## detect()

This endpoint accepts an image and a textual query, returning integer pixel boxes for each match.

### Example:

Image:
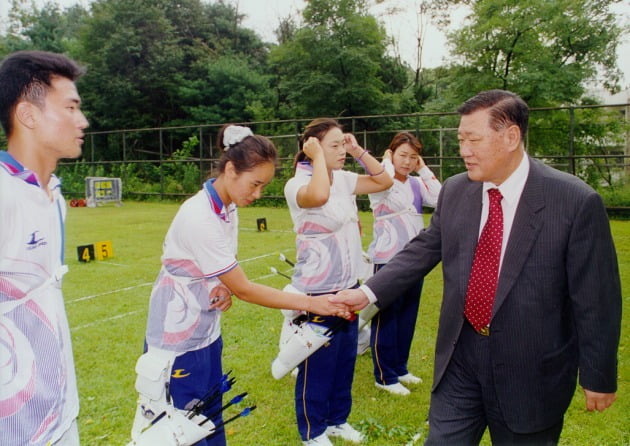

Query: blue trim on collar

[0,151,22,170]
[296,161,313,176]
[0,150,42,186]
[204,178,229,221]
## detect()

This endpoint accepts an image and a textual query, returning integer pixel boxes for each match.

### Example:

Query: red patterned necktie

[464,188,503,335]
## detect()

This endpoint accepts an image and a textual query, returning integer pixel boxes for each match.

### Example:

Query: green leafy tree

[177,55,274,125]
[17,3,67,52]
[153,0,270,67]
[527,100,629,188]
[434,0,624,107]
[269,0,408,118]
[0,1,87,54]
[72,0,272,135]
[74,0,184,131]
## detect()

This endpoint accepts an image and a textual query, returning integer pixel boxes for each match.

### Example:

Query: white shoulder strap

[1,265,68,314]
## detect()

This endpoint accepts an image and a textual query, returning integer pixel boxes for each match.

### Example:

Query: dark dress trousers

[365,157,621,434]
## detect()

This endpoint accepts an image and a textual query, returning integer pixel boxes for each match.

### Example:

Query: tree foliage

[71,0,271,131]
[178,55,273,125]
[0,0,626,199]
[0,0,625,136]
[74,0,184,130]
[0,1,87,54]
[432,0,624,107]
[269,0,409,119]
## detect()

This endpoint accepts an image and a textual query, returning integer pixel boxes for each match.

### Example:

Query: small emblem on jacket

[26,231,47,250]
[171,369,191,378]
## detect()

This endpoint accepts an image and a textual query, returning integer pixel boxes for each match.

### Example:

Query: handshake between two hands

[206,282,370,320]
[309,288,370,320]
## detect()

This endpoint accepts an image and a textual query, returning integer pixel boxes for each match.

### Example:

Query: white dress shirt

[362,154,530,304]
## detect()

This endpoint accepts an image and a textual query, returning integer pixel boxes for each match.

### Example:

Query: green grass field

[63,202,629,445]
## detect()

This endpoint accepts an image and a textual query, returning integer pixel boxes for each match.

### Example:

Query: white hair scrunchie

[223,125,254,151]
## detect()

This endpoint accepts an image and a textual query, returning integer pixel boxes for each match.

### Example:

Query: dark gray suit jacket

[365,157,621,433]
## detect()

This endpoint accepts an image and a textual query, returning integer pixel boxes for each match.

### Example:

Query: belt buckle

[478,326,490,336]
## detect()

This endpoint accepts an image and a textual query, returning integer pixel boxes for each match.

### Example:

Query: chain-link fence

[57,103,630,210]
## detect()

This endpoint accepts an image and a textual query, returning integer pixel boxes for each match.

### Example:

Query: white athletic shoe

[398,373,423,385]
[357,326,371,355]
[326,423,364,443]
[375,381,411,396]
[303,433,333,445]
[357,341,370,355]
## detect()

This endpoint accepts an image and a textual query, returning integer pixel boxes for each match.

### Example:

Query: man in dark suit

[332,90,621,444]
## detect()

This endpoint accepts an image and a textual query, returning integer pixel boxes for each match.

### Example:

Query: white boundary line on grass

[67,282,153,304]
[67,251,290,304]
[240,227,294,234]
[92,261,129,267]
[68,250,293,329]
[70,271,285,331]
[71,309,144,331]
[238,252,277,263]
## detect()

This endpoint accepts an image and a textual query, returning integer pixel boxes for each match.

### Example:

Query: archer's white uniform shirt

[284,163,362,294]
[0,151,79,446]
[368,159,441,264]
[145,179,238,353]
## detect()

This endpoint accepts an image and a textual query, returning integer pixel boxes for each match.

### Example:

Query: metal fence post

[122,132,127,185]
[199,126,203,186]
[415,114,420,138]
[209,132,214,178]
[90,133,95,176]
[439,128,444,182]
[294,120,300,151]
[68,104,629,204]
[159,129,164,200]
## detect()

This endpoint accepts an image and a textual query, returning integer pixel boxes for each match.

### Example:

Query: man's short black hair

[458,89,529,142]
[0,50,85,137]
